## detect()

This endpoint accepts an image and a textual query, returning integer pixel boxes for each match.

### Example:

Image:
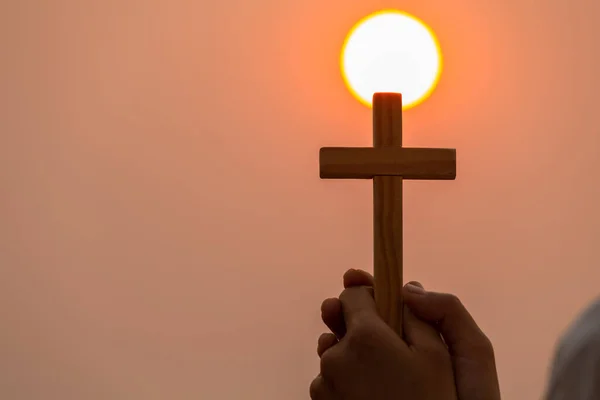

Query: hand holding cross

[319,93,456,336]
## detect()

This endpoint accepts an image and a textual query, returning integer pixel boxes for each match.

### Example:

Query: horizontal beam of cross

[319,147,456,180]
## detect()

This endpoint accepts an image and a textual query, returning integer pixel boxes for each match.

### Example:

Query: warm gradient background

[2,0,600,399]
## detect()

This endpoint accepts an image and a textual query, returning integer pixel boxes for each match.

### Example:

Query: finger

[321,298,346,338]
[321,288,374,339]
[317,333,338,358]
[319,342,344,382]
[343,269,374,288]
[402,283,445,350]
[403,304,446,349]
[338,286,378,330]
[403,283,494,359]
[309,375,336,399]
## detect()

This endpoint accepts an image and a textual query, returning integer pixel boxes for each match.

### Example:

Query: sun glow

[341,10,443,109]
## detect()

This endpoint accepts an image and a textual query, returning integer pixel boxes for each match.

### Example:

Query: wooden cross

[319,92,456,336]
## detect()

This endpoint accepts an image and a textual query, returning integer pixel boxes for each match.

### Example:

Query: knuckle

[317,333,335,356]
[476,332,496,358]
[309,377,321,399]
[319,299,327,310]
[346,317,379,354]
[320,297,338,311]
[318,332,332,344]
[319,348,339,378]
[445,293,463,309]
[439,293,466,318]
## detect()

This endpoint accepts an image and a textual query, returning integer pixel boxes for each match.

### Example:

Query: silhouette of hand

[310,270,458,400]
[314,269,501,400]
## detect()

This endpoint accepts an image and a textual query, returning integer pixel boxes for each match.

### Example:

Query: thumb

[402,283,494,359]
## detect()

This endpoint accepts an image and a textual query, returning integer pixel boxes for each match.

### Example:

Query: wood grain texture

[372,93,404,336]
[317,91,457,337]
[319,147,456,180]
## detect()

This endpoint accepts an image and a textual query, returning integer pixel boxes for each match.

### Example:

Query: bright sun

[341,10,443,109]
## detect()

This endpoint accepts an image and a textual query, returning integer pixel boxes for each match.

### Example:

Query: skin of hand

[316,269,501,400]
[309,275,458,400]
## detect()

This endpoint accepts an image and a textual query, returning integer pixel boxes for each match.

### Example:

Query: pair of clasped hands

[310,269,501,400]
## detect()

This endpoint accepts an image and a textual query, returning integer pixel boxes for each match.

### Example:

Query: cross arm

[319,147,456,180]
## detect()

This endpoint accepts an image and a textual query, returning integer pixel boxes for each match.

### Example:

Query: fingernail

[405,283,426,295]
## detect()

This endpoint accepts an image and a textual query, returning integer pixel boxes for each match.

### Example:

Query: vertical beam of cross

[372,93,404,335]
[319,92,456,337]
